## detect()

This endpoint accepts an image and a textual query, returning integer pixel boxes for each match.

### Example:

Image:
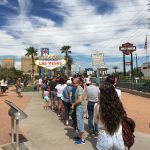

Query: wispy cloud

[0,0,8,5]
[18,0,31,16]
[0,0,149,70]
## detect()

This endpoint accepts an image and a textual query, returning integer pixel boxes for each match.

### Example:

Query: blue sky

[0,0,149,72]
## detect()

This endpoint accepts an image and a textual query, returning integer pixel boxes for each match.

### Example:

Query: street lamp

[135,54,138,76]
[79,65,81,74]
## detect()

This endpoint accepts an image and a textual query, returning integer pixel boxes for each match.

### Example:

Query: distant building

[85,68,94,76]
[21,56,38,74]
[2,58,15,68]
[141,62,150,77]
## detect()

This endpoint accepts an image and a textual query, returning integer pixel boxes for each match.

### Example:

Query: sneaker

[75,139,85,145]
[73,136,80,140]
[89,130,93,135]
[65,120,69,126]
[93,131,98,137]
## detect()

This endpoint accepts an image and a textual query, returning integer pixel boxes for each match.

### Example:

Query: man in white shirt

[86,78,100,136]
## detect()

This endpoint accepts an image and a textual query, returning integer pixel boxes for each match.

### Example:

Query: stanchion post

[11,118,15,143]
[16,119,19,150]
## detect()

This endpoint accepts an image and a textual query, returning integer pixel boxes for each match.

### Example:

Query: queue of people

[38,75,134,149]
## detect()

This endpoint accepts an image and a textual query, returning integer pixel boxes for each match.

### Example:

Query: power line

[0,9,147,18]
[1,16,147,28]
[101,12,147,48]
[0,34,149,47]
[1,21,147,33]
[0,26,146,38]
[45,1,148,9]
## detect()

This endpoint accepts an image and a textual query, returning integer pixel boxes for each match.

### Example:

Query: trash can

[5,100,28,150]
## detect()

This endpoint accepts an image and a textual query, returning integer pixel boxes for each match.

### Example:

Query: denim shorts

[76,106,85,133]
[50,91,57,100]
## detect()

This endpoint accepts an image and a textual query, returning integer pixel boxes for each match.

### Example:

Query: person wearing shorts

[44,89,50,110]
[72,78,85,145]
[48,77,57,111]
[94,83,125,150]
[55,78,66,116]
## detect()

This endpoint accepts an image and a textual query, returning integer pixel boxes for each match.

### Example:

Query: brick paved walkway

[121,92,150,134]
[0,87,31,145]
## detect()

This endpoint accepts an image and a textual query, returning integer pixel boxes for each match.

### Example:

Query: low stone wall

[120,88,150,98]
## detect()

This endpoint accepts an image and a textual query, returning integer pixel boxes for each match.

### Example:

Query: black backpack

[122,117,136,150]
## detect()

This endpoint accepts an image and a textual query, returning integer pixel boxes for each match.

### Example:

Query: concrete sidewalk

[5,92,150,150]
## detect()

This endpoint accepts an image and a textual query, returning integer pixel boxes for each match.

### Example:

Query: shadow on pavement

[9,133,28,143]
[64,125,97,150]
[85,135,97,150]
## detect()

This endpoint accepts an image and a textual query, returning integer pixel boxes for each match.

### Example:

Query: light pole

[135,54,138,76]
[79,65,81,74]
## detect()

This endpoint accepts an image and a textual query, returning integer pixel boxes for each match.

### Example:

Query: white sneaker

[66,120,69,126]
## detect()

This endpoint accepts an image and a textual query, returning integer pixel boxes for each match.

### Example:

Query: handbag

[122,117,135,150]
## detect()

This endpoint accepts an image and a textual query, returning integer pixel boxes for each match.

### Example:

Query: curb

[120,88,150,98]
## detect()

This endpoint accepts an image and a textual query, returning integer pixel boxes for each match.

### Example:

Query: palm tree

[25,46,38,78]
[64,55,73,76]
[60,45,73,77]
[112,66,119,73]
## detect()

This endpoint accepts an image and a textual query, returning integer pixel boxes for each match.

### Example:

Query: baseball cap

[66,80,72,85]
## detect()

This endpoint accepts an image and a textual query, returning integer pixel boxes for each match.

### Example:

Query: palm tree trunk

[65,51,69,77]
[68,65,71,76]
[54,69,56,76]
[32,54,34,79]
[38,66,41,76]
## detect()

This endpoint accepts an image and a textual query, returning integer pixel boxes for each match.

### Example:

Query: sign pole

[97,66,99,77]
[123,53,126,76]
[131,52,133,77]
[11,118,14,143]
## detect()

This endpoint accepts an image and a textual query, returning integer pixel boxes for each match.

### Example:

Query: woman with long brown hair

[94,83,126,150]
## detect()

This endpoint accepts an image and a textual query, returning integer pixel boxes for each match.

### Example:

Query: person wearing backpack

[94,83,126,150]
[63,80,73,125]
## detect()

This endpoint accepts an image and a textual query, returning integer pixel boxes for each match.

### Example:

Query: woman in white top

[94,83,126,150]
[1,79,5,93]
[4,80,8,92]
[55,78,67,117]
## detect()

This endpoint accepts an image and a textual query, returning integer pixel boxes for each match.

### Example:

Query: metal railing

[118,79,150,93]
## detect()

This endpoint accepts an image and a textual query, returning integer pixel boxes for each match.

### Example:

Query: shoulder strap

[66,87,70,97]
